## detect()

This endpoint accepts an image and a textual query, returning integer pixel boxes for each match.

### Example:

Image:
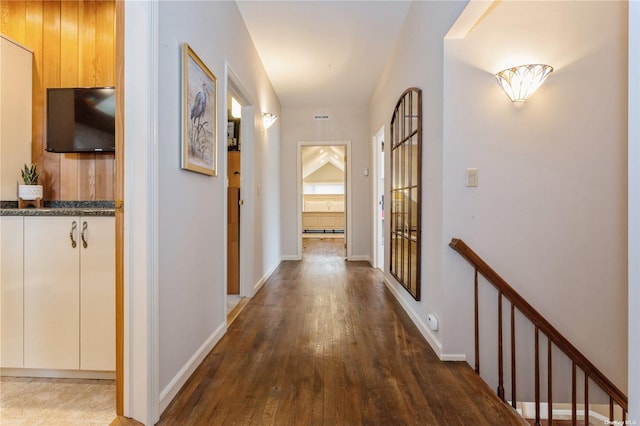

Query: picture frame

[181,43,217,176]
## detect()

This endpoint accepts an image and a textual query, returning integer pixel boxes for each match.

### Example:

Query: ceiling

[236,0,412,107]
[302,145,345,179]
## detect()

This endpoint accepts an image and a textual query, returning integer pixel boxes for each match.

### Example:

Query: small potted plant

[18,163,43,201]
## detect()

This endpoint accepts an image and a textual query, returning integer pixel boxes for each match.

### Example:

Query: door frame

[372,126,385,270]
[296,141,352,260]
[122,1,160,424]
[225,64,255,300]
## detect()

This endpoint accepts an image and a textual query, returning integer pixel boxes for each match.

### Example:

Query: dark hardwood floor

[157,238,526,425]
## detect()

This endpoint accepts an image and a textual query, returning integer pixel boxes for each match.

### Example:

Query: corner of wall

[158,321,226,415]
[383,277,441,356]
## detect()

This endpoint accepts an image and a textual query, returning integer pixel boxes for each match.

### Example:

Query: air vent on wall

[313,114,330,121]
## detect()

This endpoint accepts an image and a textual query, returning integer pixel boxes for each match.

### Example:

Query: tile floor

[0,376,116,425]
[226,294,242,313]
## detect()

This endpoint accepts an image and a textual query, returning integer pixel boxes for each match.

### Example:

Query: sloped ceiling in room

[236,0,412,107]
[302,145,344,179]
[304,163,343,183]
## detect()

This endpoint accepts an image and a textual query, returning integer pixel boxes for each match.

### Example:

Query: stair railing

[449,238,627,425]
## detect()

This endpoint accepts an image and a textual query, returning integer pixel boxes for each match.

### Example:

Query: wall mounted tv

[46,87,115,153]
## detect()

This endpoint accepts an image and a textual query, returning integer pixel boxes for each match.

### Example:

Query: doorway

[225,68,255,322]
[227,93,243,316]
[298,143,349,259]
[373,127,385,270]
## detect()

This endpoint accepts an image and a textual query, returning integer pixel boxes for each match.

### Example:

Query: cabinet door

[24,217,80,370]
[0,36,32,200]
[80,217,115,371]
[1,217,24,367]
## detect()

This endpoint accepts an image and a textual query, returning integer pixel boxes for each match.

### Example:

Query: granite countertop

[0,201,115,217]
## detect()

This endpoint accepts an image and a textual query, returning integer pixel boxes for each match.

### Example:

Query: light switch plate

[466,168,478,187]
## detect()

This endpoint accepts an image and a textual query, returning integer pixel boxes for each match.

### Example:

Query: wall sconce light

[262,113,278,129]
[495,64,553,102]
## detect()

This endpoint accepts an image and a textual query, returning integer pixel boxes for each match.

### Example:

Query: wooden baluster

[623,407,627,423]
[497,292,504,400]
[475,269,480,374]
[571,362,578,426]
[548,337,552,425]
[584,375,589,426]
[609,396,614,423]
[449,239,629,420]
[511,303,516,409]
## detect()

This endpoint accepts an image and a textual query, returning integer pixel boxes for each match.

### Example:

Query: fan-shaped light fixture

[495,64,553,102]
[262,113,278,129]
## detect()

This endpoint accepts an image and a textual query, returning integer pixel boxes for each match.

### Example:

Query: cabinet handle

[81,221,88,248]
[70,221,78,248]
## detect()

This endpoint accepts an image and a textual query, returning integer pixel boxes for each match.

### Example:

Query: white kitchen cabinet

[17,215,115,372]
[79,217,115,371]
[0,217,25,368]
[24,217,80,370]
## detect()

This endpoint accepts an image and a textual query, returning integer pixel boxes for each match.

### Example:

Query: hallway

[157,241,525,425]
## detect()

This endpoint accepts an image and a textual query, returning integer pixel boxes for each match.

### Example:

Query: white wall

[251,114,281,291]
[156,0,280,407]
[628,0,639,419]
[443,0,628,395]
[280,106,370,259]
[368,0,468,355]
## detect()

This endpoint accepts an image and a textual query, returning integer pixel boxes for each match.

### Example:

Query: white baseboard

[280,255,300,261]
[159,322,226,414]
[1,368,115,380]
[349,255,372,264]
[159,261,281,415]
[382,276,467,362]
[519,402,611,423]
[383,277,443,356]
[439,353,467,361]
[254,260,280,294]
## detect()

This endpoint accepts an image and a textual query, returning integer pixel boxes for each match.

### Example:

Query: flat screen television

[46,87,116,153]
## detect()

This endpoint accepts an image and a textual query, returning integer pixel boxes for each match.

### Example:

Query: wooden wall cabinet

[1,216,115,372]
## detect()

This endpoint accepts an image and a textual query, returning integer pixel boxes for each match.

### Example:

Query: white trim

[239,105,255,297]
[382,276,445,358]
[519,402,611,423]
[372,126,385,270]
[158,322,226,414]
[296,141,352,260]
[350,255,373,264]
[280,255,301,261]
[629,0,640,420]
[225,64,257,299]
[1,368,115,380]
[439,354,467,362]
[123,1,159,424]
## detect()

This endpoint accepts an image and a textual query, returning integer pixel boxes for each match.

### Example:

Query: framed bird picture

[181,43,217,176]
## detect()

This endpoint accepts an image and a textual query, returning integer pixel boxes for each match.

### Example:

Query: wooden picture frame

[181,43,217,176]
